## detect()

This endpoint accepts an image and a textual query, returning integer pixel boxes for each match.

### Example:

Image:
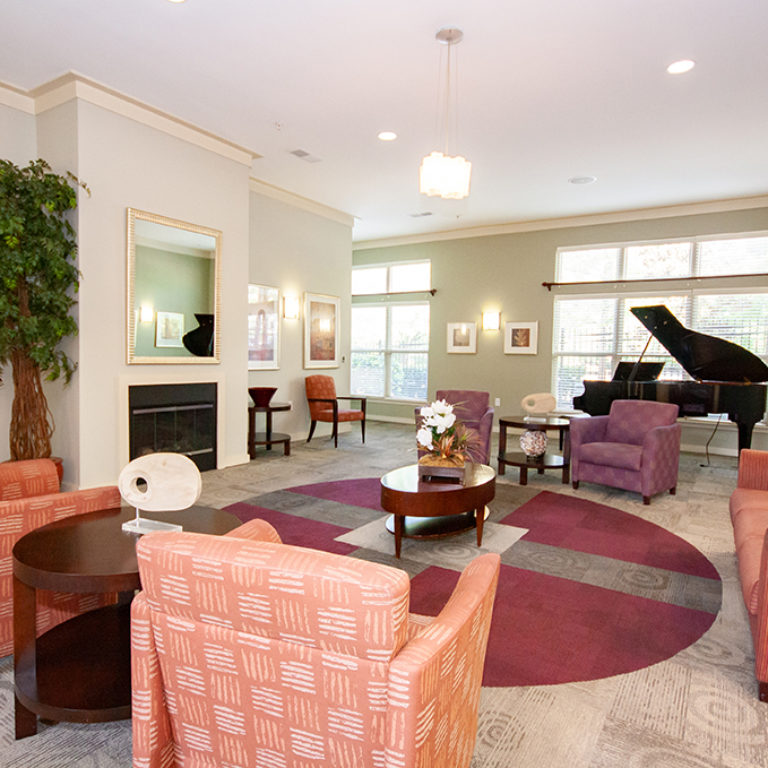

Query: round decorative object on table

[520,429,548,457]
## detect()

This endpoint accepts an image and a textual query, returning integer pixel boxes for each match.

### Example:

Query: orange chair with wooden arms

[305,374,366,448]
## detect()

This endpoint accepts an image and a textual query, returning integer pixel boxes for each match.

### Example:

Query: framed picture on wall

[155,311,185,348]
[304,292,340,368]
[447,322,477,353]
[248,284,280,370]
[504,321,538,354]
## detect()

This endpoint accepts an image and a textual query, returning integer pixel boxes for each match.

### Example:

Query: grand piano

[573,305,768,452]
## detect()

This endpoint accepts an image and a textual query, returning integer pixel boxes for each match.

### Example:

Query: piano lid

[629,305,768,383]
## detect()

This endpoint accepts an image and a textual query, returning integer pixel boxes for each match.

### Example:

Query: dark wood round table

[497,414,572,485]
[380,463,496,558]
[12,505,240,739]
[248,401,291,457]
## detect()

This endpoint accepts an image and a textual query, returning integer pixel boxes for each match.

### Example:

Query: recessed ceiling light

[378,131,397,141]
[568,176,597,185]
[167,0,187,4]
[667,59,695,75]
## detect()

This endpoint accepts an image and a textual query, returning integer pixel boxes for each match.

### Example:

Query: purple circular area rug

[229,481,721,688]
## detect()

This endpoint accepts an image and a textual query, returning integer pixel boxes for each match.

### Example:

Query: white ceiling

[2,0,768,243]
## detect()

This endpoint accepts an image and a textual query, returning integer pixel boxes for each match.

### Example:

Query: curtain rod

[542,272,768,291]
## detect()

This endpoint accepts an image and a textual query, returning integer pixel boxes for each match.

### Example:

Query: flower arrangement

[416,399,473,466]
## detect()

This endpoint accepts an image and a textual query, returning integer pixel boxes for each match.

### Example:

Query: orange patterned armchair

[132,524,499,768]
[0,458,121,657]
[305,374,366,447]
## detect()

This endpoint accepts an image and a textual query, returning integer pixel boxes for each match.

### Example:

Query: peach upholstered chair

[305,374,366,447]
[570,399,681,504]
[0,458,121,657]
[131,524,500,768]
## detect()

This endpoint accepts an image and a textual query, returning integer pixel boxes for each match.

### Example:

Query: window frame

[350,260,432,401]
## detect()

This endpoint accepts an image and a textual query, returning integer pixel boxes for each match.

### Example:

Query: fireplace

[128,383,217,471]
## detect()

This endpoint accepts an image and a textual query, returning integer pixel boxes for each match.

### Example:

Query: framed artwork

[155,311,184,348]
[248,284,280,370]
[504,321,538,354]
[447,322,477,353]
[304,292,340,368]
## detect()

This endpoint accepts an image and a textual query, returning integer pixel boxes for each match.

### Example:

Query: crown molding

[249,177,354,228]
[353,194,768,250]
[0,80,34,114]
[25,72,260,167]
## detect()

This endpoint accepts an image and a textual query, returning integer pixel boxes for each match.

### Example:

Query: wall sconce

[482,311,500,330]
[139,304,154,323]
[283,295,300,320]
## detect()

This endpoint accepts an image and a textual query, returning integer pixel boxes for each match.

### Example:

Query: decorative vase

[520,429,548,458]
[418,453,466,483]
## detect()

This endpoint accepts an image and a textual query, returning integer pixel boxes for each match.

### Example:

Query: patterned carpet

[227,480,721,687]
[1,423,768,767]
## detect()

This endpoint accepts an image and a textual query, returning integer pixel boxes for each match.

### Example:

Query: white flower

[432,412,456,434]
[417,427,434,448]
[431,399,453,418]
[420,405,434,420]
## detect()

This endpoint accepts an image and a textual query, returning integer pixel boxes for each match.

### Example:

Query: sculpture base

[122,517,183,535]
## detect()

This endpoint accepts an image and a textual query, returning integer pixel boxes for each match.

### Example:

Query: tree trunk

[9,349,53,460]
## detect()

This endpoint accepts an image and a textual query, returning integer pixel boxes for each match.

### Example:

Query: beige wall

[0,101,37,464]
[248,192,353,441]
[354,206,768,455]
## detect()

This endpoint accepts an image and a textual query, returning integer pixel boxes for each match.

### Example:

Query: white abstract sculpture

[119,452,202,534]
[521,392,557,418]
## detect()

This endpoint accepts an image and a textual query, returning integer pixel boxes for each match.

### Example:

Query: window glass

[351,267,387,295]
[698,237,768,276]
[553,298,616,353]
[350,352,386,397]
[556,248,620,282]
[390,353,428,400]
[350,306,386,349]
[624,242,691,279]
[390,305,429,350]
[388,262,431,292]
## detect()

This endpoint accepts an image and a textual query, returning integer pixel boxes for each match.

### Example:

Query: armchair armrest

[738,449,768,491]
[642,422,682,452]
[224,518,282,543]
[336,395,367,412]
[0,458,60,501]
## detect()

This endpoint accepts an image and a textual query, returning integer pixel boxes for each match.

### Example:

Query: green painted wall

[354,205,768,455]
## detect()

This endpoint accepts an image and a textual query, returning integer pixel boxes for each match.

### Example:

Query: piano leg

[736,419,756,454]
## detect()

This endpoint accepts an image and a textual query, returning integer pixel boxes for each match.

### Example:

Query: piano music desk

[497,415,572,485]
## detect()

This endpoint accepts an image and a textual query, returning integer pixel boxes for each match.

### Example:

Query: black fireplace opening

[129,383,217,472]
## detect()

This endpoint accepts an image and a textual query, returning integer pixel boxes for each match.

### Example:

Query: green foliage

[0,158,88,383]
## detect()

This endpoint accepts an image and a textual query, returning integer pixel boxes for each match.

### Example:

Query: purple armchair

[570,399,681,504]
[416,389,495,464]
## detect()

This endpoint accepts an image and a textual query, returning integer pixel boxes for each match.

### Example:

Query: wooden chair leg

[572,481,579,490]
[643,495,651,505]
[332,420,338,448]
[307,421,317,443]
[361,418,366,444]
[669,486,676,495]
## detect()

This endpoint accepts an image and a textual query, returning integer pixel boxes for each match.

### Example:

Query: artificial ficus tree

[0,158,88,460]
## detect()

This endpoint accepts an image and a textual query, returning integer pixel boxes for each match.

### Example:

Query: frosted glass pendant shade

[419,151,472,199]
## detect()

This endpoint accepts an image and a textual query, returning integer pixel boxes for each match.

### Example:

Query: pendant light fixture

[419,27,471,200]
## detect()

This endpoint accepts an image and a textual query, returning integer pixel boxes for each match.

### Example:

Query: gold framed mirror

[126,208,221,364]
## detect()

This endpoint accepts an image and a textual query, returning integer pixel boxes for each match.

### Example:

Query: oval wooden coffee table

[380,463,495,558]
[13,505,239,739]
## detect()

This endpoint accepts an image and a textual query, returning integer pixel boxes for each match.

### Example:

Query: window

[350,262,431,400]
[552,235,768,410]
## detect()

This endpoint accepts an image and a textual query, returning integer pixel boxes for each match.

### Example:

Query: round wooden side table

[497,415,572,485]
[13,505,239,739]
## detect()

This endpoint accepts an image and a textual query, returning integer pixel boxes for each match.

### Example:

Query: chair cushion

[579,442,643,471]
[315,409,364,422]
